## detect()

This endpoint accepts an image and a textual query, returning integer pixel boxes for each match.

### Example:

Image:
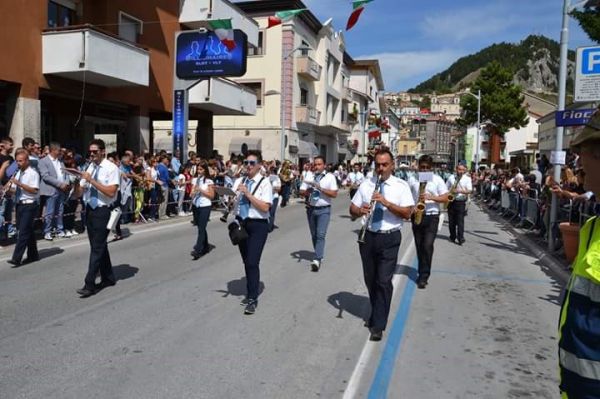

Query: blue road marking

[367,257,418,399]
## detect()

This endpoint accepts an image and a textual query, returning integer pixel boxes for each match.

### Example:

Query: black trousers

[359,230,402,332]
[12,203,39,262]
[193,205,211,253]
[84,206,115,289]
[411,214,439,281]
[448,201,466,241]
[238,219,269,300]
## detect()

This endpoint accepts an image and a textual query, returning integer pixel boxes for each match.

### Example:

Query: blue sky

[300,0,593,91]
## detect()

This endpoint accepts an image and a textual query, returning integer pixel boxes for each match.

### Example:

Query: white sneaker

[310,259,321,272]
[44,233,53,241]
[64,231,73,238]
[56,231,66,238]
[178,212,186,217]
[71,230,79,236]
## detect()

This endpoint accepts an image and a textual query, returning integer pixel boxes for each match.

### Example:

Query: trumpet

[357,175,382,244]
[413,182,427,226]
[220,173,247,223]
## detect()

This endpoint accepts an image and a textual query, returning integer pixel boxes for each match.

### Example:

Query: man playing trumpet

[350,150,414,341]
[408,155,449,289]
[446,163,472,245]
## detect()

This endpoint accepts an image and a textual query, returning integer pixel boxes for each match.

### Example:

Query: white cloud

[356,49,466,91]
[421,5,520,43]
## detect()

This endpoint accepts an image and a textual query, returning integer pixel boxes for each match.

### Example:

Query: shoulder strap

[252,177,265,195]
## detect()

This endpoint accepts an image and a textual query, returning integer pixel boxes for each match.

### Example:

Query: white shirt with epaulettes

[446,174,473,201]
[79,159,120,207]
[299,171,338,207]
[12,167,40,202]
[232,174,273,220]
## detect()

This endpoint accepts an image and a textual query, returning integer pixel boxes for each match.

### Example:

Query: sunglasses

[244,160,258,166]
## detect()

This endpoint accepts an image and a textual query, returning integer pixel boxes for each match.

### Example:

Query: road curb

[476,203,571,283]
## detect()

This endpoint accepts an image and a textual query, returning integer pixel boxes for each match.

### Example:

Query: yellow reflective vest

[558,216,600,398]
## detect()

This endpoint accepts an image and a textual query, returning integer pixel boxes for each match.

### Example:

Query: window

[241,82,263,107]
[300,88,308,106]
[248,31,264,56]
[47,1,76,28]
[301,40,310,56]
[119,12,143,43]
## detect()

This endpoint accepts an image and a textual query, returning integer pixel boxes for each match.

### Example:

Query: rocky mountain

[409,35,575,96]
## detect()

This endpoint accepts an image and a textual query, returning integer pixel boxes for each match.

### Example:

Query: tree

[419,95,431,109]
[459,62,528,135]
[571,4,600,44]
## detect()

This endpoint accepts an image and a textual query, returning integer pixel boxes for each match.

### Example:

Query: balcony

[42,25,149,87]
[179,0,259,47]
[343,87,353,102]
[296,105,321,125]
[296,55,322,81]
[189,78,256,115]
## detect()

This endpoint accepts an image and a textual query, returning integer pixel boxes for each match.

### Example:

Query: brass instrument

[279,160,292,183]
[413,182,427,226]
[357,175,382,244]
[220,173,247,223]
[447,173,462,203]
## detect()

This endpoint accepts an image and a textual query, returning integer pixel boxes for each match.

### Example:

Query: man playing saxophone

[408,155,449,289]
[446,163,472,245]
[350,150,414,341]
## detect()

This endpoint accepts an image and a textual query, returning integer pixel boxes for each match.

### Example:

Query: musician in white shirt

[232,151,273,315]
[190,161,215,260]
[345,163,364,199]
[300,155,338,272]
[267,166,281,232]
[350,150,414,341]
[7,149,40,267]
[408,155,449,289]
[446,163,473,245]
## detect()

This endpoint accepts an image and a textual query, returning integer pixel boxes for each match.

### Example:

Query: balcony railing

[296,55,322,81]
[42,25,149,86]
[296,105,321,125]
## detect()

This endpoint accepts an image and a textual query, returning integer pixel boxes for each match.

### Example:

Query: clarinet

[220,173,247,223]
[357,175,382,244]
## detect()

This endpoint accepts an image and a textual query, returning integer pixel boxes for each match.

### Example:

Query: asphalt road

[0,195,563,398]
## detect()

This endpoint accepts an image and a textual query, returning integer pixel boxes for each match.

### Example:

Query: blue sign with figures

[173,90,186,157]
[555,108,596,127]
[176,30,247,79]
[582,48,600,75]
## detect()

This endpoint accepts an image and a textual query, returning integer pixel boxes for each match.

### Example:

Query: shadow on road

[216,277,265,298]
[328,291,370,321]
[38,247,65,261]
[338,215,353,219]
[396,264,418,283]
[290,250,314,263]
[113,264,139,281]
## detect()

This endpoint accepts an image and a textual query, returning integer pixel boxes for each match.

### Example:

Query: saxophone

[447,173,462,203]
[413,182,427,226]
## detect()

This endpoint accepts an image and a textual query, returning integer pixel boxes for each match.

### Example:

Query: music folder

[214,186,236,196]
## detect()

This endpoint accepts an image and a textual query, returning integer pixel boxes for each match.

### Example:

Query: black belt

[245,218,268,223]
[367,227,402,235]
[308,205,331,209]
[86,205,110,210]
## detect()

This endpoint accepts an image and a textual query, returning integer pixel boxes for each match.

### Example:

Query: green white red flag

[267,9,307,28]
[346,0,374,31]
[207,18,236,51]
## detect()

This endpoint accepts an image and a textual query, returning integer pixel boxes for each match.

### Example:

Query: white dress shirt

[48,155,64,184]
[446,174,473,201]
[408,174,448,215]
[346,171,364,187]
[232,174,273,220]
[12,166,40,202]
[80,159,120,207]
[191,177,214,207]
[352,175,415,231]
[269,174,281,199]
[300,172,338,207]
[301,170,314,182]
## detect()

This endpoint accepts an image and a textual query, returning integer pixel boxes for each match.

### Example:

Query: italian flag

[268,9,307,28]
[208,18,236,51]
[346,0,373,31]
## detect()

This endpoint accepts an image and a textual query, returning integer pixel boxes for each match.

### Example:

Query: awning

[298,140,319,158]
[228,137,261,156]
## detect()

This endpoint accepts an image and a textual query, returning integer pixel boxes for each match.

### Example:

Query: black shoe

[364,320,371,328]
[369,328,383,341]
[310,259,321,272]
[244,299,257,315]
[191,250,201,260]
[76,286,98,298]
[417,280,427,289]
[449,237,456,244]
[240,297,250,306]
[458,239,465,246]
[96,280,116,290]
[7,259,21,267]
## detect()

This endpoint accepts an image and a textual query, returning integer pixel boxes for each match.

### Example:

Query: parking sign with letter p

[582,48,600,75]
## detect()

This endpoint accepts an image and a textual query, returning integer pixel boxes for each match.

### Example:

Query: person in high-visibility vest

[558,111,600,398]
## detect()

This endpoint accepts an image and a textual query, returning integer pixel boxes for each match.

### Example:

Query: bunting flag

[267,9,307,28]
[207,18,236,51]
[346,0,374,31]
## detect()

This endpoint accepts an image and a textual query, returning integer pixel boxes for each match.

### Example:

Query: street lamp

[463,89,481,170]
[279,45,312,161]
